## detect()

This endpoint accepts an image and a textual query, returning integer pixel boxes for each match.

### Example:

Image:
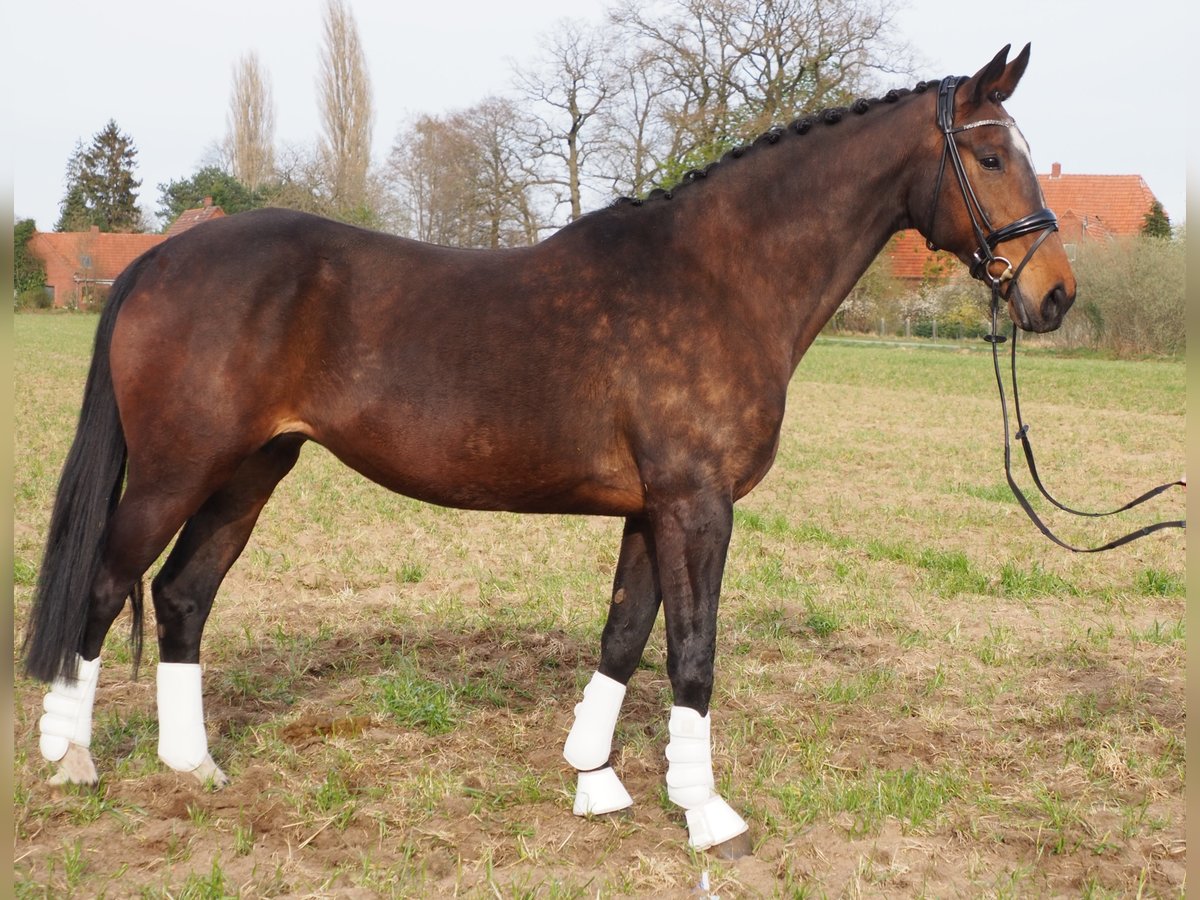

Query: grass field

[12,313,1185,897]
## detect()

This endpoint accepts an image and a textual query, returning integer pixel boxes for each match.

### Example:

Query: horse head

[914,44,1076,333]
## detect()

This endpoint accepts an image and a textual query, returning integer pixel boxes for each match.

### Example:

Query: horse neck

[674,98,930,372]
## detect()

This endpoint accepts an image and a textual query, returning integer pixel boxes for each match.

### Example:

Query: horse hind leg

[565,516,661,815]
[40,472,223,786]
[150,434,304,787]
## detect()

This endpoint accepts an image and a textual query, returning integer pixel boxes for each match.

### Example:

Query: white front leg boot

[157,662,228,787]
[39,654,101,785]
[665,706,749,851]
[563,671,634,815]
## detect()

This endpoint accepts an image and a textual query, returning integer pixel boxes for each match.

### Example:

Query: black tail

[22,253,156,683]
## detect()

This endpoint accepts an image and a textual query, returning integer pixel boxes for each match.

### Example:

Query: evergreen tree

[54,120,145,233]
[54,141,90,232]
[1141,200,1171,239]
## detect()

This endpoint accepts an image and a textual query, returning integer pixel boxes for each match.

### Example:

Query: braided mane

[613,78,944,206]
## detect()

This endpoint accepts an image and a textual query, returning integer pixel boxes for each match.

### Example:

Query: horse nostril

[1041,285,1069,324]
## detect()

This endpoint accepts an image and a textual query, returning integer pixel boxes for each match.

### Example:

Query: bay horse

[25,45,1074,856]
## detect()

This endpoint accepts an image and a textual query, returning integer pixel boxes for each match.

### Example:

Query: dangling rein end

[985,307,1185,552]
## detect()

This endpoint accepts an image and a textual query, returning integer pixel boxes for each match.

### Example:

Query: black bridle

[927,75,1185,552]
[925,75,1060,316]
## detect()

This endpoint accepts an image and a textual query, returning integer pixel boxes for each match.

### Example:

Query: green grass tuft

[13,557,37,586]
[818,667,895,703]
[1127,618,1184,647]
[774,765,966,835]
[376,669,458,736]
[397,561,427,583]
[998,561,1077,598]
[1134,567,1184,597]
[172,855,235,900]
[803,601,841,637]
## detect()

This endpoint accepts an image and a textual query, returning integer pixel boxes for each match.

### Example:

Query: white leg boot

[665,706,749,851]
[157,662,228,787]
[39,654,101,785]
[563,671,634,815]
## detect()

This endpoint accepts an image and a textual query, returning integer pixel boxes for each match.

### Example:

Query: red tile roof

[165,196,226,236]
[888,231,956,281]
[29,229,165,282]
[1039,166,1158,241]
[886,163,1159,280]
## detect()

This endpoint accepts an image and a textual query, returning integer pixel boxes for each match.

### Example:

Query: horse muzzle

[1008,280,1074,333]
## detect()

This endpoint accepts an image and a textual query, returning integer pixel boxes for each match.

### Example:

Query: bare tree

[610,0,913,186]
[515,20,618,223]
[610,0,743,161]
[386,99,543,248]
[470,98,544,247]
[387,115,476,245]
[263,141,334,215]
[223,52,276,191]
[318,0,375,216]
[599,47,679,198]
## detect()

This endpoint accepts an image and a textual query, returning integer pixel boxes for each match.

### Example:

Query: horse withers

[24,45,1073,856]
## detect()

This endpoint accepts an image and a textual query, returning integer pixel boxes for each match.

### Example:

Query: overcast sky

[10,0,1187,231]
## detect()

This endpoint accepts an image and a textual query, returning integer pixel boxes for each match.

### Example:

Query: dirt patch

[15,600,1185,897]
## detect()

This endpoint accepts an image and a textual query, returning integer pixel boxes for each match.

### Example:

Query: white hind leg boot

[39,654,101,785]
[665,706,748,850]
[157,662,228,787]
[563,671,634,815]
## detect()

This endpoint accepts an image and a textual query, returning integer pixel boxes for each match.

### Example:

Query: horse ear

[966,43,1031,107]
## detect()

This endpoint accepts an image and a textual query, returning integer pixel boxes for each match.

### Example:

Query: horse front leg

[651,491,751,857]
[564,516,661,815]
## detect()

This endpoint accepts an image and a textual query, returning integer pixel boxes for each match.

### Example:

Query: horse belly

[313,413,645,517]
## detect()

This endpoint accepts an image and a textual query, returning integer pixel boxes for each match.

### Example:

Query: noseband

[926,76,1184,552]
[924,76,1058,328]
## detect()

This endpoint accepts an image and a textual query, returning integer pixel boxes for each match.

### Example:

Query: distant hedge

[1063,233,1184,357]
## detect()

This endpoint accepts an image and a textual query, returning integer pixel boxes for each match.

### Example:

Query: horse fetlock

[47,743,99,786]
[563,670,626,771]
[664,705,715,807]
[573,766,633,816]
[39,654,101,764]
[664,705,749,850]
[156,662,212,773]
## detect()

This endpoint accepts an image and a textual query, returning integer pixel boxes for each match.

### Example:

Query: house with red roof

[885,163,1163,282]
[1038,162,1159,246]
[164,196,226,237]
[28,198,226,308]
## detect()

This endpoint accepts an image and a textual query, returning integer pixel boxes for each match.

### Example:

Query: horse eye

[980,156,1002,171]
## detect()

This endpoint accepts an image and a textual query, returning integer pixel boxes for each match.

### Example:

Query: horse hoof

[47,743,98,786]
[188,754,230,789]
[573,766,634,816]
[710,830,753,860]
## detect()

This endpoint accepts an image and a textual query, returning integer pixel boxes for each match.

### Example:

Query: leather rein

[927,76,1185,552]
